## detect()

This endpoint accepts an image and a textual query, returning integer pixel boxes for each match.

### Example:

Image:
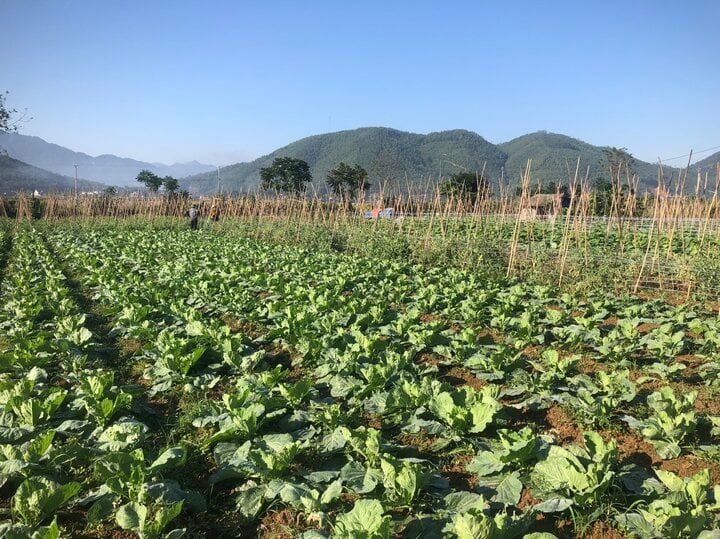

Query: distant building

[519,193,563,220]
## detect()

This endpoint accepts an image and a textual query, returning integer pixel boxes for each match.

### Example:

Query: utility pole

[74,164,78,199]
[216,166,221,194]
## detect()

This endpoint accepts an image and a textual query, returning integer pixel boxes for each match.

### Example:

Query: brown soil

[660,456,720,483]
[602,316,619,328]
[637,323,660,334]
[415,352,444,367]
[420,313,441,323]
[362,412,383,430]
[545,406,584,445]
[286,364,306,382]
[441,454,478,491]
[339,492,360,504]
[517,487,542,510]
[583,520,626,539]
[577,357,609,374]
[258,509,301,539]
[220,313,263,338]
[395,430,440,454]
[694,388,720,415]
[258,509,325,539]
[600,429,661,467]
[522,344,542,359]
[477,328,501,344]
[530,514,574,539]
[675,354,706,381]
[119,338,143,356]
[636,289,690,306]
[442,366,487,391]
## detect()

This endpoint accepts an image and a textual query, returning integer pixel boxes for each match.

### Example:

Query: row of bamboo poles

[3,160,720,301]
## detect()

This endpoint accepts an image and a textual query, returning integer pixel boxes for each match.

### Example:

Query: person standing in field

[188,204,199,230]
[209,203,220,222]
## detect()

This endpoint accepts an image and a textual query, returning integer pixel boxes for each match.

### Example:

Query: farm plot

[1,223,720,538]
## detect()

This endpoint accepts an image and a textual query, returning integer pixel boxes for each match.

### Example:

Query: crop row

[0,225,719,537]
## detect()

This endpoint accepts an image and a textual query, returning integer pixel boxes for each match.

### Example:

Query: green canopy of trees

[326,162,370,201]
[260,157,312,193]
[440,171,490,202]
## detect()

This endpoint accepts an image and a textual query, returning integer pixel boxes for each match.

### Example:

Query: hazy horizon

[2,0,719,167]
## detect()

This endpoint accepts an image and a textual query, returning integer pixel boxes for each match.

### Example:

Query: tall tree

[0,91,29,133]
[163,176,179,194]
[136,169,162,192]
[440,171,490,202]
[259,157,312,193]
[326,162,370,202]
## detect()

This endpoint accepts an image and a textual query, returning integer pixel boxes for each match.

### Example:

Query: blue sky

[2,0,719,166]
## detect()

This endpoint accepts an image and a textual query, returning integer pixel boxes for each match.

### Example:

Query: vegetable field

[2,222,720,538]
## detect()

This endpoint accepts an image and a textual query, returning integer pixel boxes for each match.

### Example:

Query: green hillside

[694,151,720,174]
[184,127,682,195]
[0,155,106,195]
[499,131,664,190]
[183,127,507,195]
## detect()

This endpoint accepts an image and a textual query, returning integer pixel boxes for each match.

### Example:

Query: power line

[658,144,720,163]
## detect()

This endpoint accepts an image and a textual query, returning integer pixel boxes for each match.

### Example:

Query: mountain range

[0,132,215,187]
[185,128,720,195]
[1,128,718,196]
[0,155,106,195]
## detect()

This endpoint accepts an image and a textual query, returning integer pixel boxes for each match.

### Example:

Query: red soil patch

[675,354,707,381]
[441,453,478,491]
[395,431,440,454]
[443,366,487,391]
[362,412,383,430]
[340,492,360,504]
[442,468,477,491]
[660,456,720,484]
[415,352,444,367]
[600,429,661,467]
[477,328,501,343]
[694,389,720,415]
[583,520,626,539]
[259,509,320,539]
[637,322,660,334]
[546,406,584,445]
[602,316,619,328]
[220,313,263,338]
[517,487,542,510]
[577,357,609,374]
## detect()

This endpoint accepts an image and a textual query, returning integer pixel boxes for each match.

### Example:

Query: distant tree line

[131,146,640,217]
[259,157,370,205]
[135,169,189,198]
